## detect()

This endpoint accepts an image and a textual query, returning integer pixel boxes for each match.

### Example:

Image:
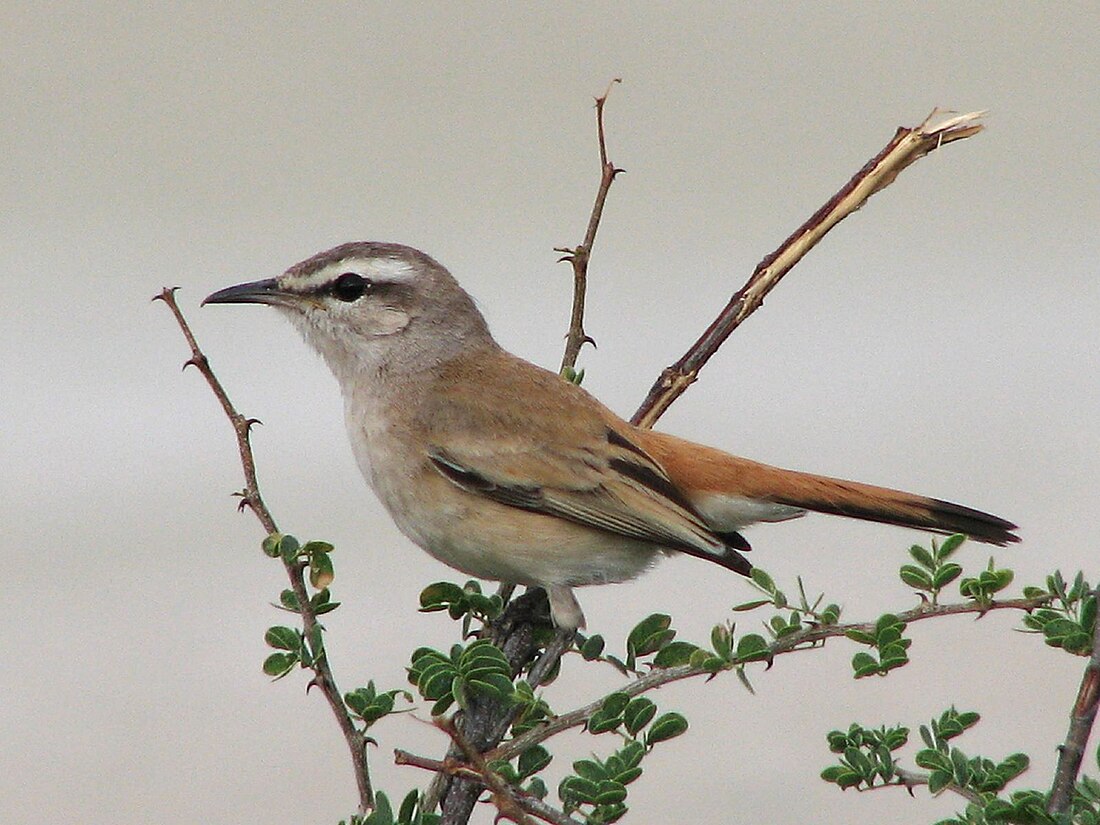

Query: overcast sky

[3,4,1098,824]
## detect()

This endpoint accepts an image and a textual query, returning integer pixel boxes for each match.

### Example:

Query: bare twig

[154,288,375,813]
[557,78,623,375]
[630,109,987,428]
[490,595,1048,762]
[1048,587,1100,814]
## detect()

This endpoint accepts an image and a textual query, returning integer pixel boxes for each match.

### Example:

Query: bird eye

[331,272,371,302]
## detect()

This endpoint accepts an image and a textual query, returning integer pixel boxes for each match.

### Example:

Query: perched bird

[205,242,1018,628]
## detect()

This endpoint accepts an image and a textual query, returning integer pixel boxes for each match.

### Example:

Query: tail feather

[637,431,1020,546]
[761,472,1020,546]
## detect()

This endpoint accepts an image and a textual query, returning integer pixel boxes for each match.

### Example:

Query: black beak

[202,278,291,307]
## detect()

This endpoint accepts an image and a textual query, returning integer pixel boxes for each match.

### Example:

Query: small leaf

[646,711,688,745]
[909,544,936,570]
[419,582,466,611]
[732,599,771,612]
[518,745,552,778]
[900,565,934,590]
[711,624,733,659]
[579,633,606,660]
[852,651,880,679]
[261,533,282,558]
[652,641,701,668]
[927,769,952,794]
[309,551,335,589]
[263,652,297,678]
[938,533,966,559]
[264,625,301,651]
[278,534,301,563]
[750,567,776,593]
[626,613,675,658]
[735,633,770,663]
[623,697,657,735]
[932,563,964,589]
[279,589,300,610]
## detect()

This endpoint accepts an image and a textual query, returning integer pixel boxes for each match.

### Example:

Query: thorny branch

[1048,586,1100,814]
[630,109,987,428]
[395,749,582,825]
[154,288,376,814]
[888,767,984,805]
[557,78,623,376]
[489,596,1050,763]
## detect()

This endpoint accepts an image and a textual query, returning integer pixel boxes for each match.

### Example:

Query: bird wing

[420,349,753,574]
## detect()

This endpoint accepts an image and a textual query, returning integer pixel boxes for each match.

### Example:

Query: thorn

[182,355,207,372]
[306,675,321,694]
[152,286,179,303]
[611,166,626,178]
[581,335,597,350]
[245,417,263,430]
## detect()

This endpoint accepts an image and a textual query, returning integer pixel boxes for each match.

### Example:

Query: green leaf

[594,780,627,805]
[579,634,606,660]
[626,614,675,658]
[262,652,297,678]
[560,775,600,805]
[927,769,952,794]
[419,582,466,611]
[261,533,283,558]
[852,651,880,679]
[278,534,301,563]
[845,629,877,645]
[938,534,966,559]
[362,791,394,825]
[652,641,701,668]
[711,625,733,659]
[623,697,657,735]
[909,544,936,569]
[750,568,776,593]
[572,759,606,782]
[900,564,934,590]
[735,633,770,663]
[646,711,688,745]
[932,563,964,590]
[518,745,551,778]
[264,625,301,651]
[279,589,300,610]
[821,604,842,625]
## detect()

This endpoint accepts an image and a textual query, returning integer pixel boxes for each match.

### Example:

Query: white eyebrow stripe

[282,256,419,291]
[361,257,417,283]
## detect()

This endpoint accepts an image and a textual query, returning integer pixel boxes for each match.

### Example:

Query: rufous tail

[639,431,1019,546]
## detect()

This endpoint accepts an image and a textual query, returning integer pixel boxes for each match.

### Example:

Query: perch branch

[557,78,623,375]
[490,595,1047,762]
[631,109,987,428]
[154,288,375,813]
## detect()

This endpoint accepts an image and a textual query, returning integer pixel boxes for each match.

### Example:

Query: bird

[204,242,1019,629]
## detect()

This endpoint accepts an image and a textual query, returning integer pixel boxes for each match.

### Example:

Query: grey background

[3,3,1097,823]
